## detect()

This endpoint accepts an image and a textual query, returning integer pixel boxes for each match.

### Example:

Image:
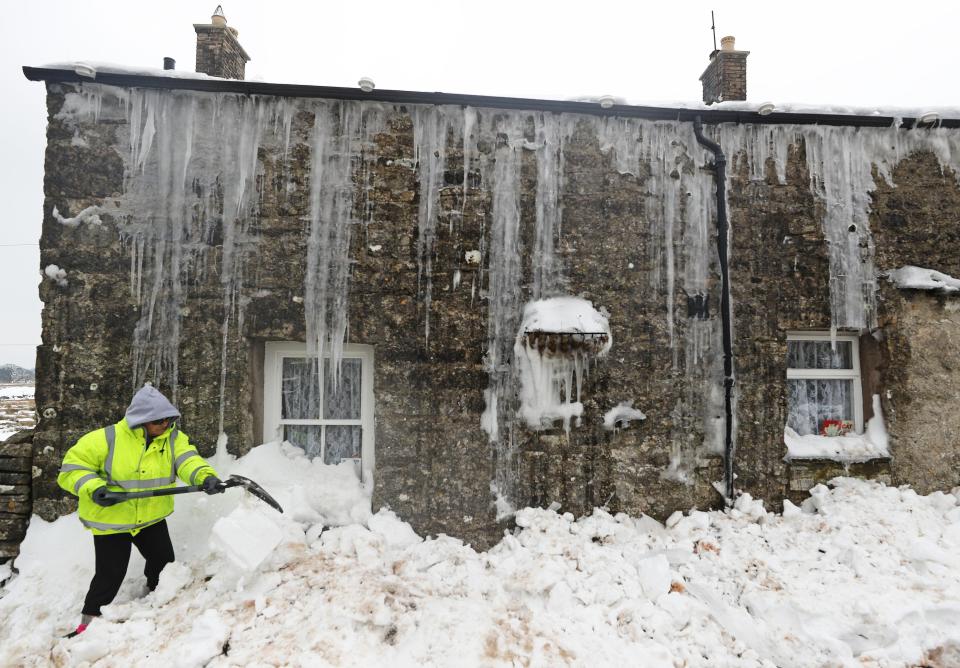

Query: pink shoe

[65,623,88,639]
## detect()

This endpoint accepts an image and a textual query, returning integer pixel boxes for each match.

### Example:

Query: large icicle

[642,122,691,360]
[800,126,881,330]
[304,101,386,384]
[480,112,527,514]
[411,106,462,343]
[531,112,566,298]
[114,88,280,406]
[717,122,960,332]
[214,96,268,432]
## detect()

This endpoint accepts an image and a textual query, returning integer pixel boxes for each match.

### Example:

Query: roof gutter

[22,66,960,129]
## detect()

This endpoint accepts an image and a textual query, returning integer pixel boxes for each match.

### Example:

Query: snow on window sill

[784,394,891,464]
[783,426,890,464]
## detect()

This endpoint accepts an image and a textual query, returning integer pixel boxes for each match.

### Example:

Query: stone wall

[0,431,32,561]
[21,79,960,553]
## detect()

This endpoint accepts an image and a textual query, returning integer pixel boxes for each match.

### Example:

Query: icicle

[642,122,692,361]
[532,112,565,299]
[712,121,960,333]
[411,106,462,345]
[69,85,295,414]
[460,107,476,231]
[479,111,527,512]
[304,100,386,388]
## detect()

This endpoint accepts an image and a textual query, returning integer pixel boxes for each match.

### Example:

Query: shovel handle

[101,485,203,501]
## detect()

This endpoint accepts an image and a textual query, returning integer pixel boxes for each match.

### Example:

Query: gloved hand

[201,475,225,495]
[91,486,119,507]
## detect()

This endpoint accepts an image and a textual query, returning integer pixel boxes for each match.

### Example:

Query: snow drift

[3,440,960,666]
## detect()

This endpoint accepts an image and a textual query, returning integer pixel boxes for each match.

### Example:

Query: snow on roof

[31,62,960,122]
[567,95,960,121]
[40,61,229,81]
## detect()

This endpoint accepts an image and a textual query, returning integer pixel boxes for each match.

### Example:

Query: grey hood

[124,385,181,427]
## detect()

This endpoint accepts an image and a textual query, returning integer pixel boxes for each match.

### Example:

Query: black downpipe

[693,117,735,503]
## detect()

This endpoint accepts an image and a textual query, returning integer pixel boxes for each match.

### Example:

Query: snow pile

[514,297,612,432]
[785,395,890,462]
[603,401,647,430]
[6,464,960,665]
[886,265,960,293]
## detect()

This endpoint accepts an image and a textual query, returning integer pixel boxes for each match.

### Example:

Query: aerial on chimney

[194,6,250,80]
[699,33,749,104]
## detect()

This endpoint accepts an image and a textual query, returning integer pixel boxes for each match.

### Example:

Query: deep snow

[2,441,960,667]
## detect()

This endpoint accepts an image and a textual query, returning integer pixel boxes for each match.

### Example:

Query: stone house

[5,12,960,557]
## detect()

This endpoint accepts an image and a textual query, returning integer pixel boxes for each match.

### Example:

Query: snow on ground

[0,385,34,399]
[3,442,960,667]
[0,385,36,441]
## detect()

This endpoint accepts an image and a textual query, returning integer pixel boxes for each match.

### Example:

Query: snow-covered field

[2,441,960,667]
[0,384,35,440]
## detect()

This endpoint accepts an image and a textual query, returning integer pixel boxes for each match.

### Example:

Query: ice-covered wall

[34,78,960,544]
[720,123,960,330]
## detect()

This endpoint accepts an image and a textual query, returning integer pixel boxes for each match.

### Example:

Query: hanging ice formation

[58,80,960,490]
[119,87,281,409]
[531,114,566,299]
[411,106,463,344]
[60,84,388,425]
[514,297,612,433]
[481,112,571,436]
[304,101,386,385]
[718,123,960,330]
[479,113,527,442]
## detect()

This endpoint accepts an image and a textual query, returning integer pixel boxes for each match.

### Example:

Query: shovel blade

[225,475,284,513]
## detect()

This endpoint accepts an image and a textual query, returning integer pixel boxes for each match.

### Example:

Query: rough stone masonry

[12,71,960,554]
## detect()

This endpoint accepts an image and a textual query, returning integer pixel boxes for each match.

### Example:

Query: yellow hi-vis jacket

[57,419,218,535]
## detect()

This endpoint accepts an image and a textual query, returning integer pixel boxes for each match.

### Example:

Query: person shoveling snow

[55,384,278,638]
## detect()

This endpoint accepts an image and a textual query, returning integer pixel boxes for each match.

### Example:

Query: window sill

[783,426,891,464]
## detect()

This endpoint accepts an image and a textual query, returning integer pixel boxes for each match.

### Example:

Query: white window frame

[263,342,375,479]
[786,331,863,433]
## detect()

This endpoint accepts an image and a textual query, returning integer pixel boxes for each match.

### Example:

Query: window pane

[324,358,362,420]
[282,358,320,419]
[324,425,361,465]
[285,425,323,459]
[786,379,853,435]
[787,340,852,370]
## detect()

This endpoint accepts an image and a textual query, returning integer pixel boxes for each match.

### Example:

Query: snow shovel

[101,474,284,513]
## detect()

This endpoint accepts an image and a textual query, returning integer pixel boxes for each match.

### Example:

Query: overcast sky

[1,0,958,369]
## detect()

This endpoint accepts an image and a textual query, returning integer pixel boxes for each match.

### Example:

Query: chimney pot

[212,5,227,26]
[163,57,176,71]
[720,35,736,51]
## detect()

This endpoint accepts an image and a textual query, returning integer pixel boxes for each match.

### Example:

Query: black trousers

[81,519,175,617]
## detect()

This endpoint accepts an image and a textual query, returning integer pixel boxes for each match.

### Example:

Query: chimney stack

[193,5,250,80]
[699,35,749,104]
